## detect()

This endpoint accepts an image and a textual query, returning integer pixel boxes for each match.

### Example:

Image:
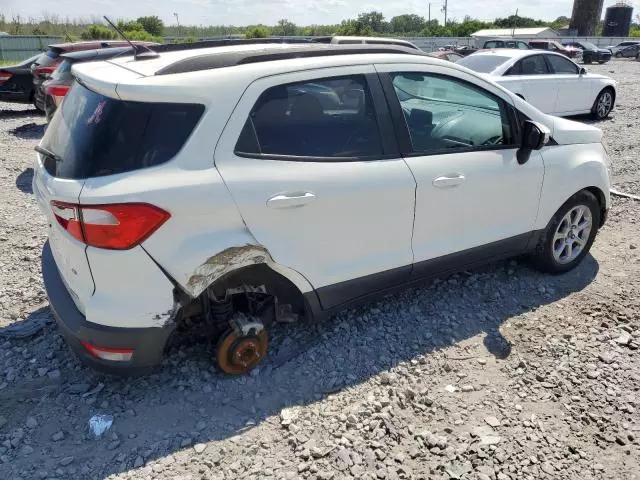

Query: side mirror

[517,120,551,164]
[579,67,587,75]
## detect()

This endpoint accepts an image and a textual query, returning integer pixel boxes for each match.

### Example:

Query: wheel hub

[216,328,268,375]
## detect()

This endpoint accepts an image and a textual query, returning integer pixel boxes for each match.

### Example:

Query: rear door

[214,66,417,310]
[502,54,559,114]
[544,53,593,114]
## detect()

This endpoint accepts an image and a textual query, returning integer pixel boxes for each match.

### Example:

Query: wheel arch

[584,186,607,227]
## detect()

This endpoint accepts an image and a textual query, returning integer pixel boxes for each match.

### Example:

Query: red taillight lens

[81,342,134,362]
[45,84,70,97]
[0,72,12,84]
[50,202,170,250]
[35,65,56,77]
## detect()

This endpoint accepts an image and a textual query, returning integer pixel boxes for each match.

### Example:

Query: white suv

[34,42,610,375]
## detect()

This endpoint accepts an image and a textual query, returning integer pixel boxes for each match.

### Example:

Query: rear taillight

[35,65,56,77]
[0,72,12,85]
[50,201,170,250]
[45,84,70,97]
[81,342,134,362]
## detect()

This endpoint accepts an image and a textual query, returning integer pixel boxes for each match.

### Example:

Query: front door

[375,63,545,272]
[214,66,417,309]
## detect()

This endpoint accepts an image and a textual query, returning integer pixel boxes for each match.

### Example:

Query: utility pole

[173,12,181,37]
[442,0,448,25]
[512,8,518,37]
[428,3,431,23]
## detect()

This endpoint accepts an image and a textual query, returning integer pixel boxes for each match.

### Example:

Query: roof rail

[149,37,315,54]
[155,44,427,76]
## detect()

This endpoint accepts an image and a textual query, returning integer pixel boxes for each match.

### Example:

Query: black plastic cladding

[154,44,428,76]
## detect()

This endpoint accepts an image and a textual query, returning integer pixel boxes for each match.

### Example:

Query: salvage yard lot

[0,60,639,480]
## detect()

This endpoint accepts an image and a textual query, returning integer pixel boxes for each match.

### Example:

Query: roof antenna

[103,16,159,60]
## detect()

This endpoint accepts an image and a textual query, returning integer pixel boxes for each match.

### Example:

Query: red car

[429,50,463,62]
[528,40,581,59]
[31,40,156,111]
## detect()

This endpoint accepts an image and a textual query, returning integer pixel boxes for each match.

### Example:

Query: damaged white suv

[34,41,610,375]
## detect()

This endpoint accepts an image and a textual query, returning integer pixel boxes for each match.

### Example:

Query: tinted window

[390,73,515,154]
[484,41,500,48]
[235,75,382,159]
[517,41,529,49]
[511,55,549,75]
[41,82,204,179]
[546,54,578,74]
[457,55,510,73]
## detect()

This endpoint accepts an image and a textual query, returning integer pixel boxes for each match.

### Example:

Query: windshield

[40,82,204,179]
[581,42,597,50]
[457,55,509,73]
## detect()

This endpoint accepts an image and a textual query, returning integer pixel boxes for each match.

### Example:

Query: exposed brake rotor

[216,328,268,375]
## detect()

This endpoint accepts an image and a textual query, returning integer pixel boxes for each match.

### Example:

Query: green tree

[390,14,425,34]
[124,29,162,43]
[80,24,117,40]
[118,20,144,32]
[277,18,297,36]
[32,26,47,35]
[245,25,270,39]
[357,11,386,33]
[136,16,164,36]
[494,15,545,28]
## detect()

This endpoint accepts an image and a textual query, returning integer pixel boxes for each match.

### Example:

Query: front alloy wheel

[592,89,613,119]
[532,190,600,274]
[552,205,592,264]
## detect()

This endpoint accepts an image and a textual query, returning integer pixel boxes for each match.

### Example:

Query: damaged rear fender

[185,244,314,299]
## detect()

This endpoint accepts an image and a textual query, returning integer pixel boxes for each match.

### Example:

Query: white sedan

[458,49,617,119]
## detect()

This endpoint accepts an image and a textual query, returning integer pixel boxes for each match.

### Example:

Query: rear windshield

[50,59,72,80]
[457,55,509,73]
[34,48,62,67]
[40,82,204,179]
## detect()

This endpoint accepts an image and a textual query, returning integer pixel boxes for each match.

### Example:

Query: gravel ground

[0,60,639,480]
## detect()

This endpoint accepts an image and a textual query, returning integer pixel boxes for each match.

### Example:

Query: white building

[471,27,559,43]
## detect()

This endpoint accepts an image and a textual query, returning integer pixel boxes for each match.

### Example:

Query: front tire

[532,190,600,274]
[591,88,614,119]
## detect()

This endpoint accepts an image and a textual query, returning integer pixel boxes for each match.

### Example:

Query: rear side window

[509,55,549,75]
[40,82,204,179]
[484,41,500,48]
[235,75,383,160]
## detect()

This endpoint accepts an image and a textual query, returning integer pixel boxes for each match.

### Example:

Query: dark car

[31,40,155,112]
[42,46,134,122]
[0,54,40,104]
[482,39,530,50]
[563,41,611,64]
[615,43,640,59]
[528,40,581,59]
[454,45,478,56]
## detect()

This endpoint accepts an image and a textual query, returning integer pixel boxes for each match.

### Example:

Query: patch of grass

[0,60,18,67]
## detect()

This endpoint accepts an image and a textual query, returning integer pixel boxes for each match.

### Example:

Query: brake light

[81,342,134,362]
[50,201,170,250]
[45,84,70,97]
[0,72,12,84]
[35,65,56,77]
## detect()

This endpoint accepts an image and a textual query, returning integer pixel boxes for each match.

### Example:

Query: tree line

[1,11,640,40]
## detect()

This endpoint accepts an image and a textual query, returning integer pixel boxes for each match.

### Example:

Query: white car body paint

[458,49,616,116]
[33,47,611,330]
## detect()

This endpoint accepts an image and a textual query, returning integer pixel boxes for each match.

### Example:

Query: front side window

[235,75,383,159]
[517,41,529,49]
[485,41,500,48]
[546,54,579,74]
[390,72,515,154]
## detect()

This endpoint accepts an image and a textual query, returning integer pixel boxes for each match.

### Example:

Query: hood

[550,116,603,145]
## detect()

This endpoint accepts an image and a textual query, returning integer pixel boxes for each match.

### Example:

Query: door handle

[266,192,316,209]
[433,174,466,188]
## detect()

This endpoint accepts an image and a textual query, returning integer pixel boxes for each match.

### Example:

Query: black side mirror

[579,67,587,75]
[517,120,551,164]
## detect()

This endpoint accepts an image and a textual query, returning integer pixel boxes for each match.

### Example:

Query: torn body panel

[186,244,272,298]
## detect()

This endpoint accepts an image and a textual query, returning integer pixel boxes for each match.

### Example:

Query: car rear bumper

[0,90,31,103]
[42,240,176,375]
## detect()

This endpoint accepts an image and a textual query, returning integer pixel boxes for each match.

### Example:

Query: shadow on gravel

[0,108,42,119]
[9,122,46,140]
[0,255,600,479]
[15,167,34,194]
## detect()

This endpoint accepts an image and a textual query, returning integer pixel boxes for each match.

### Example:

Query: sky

[1,0,635,26]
